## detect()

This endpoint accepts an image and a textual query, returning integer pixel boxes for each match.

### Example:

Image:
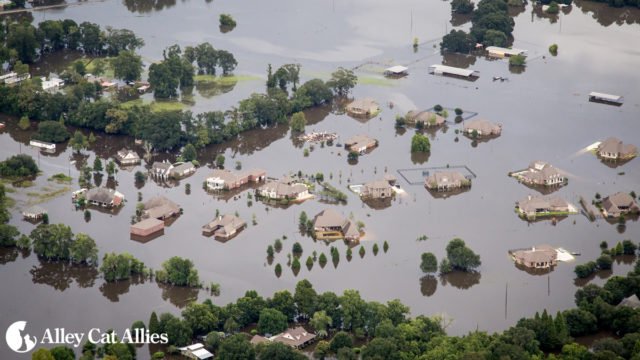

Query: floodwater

[2,0,640,358]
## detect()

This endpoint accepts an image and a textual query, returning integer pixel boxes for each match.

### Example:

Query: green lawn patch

[357,76,396,87]
[48,173,73,183]
[194,74,261,85]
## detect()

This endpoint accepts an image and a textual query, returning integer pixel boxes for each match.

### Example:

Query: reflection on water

[194,80,237,99]
[442,52,477,69]
[123,0,178,13]
[420,275,438,297]
[573,0,640,26]
[0,247,23,264]
[29,258,99,291]
[158,282,200,308]
[99,274,147,302]
[440,271,481,289]
[515,262,555,276]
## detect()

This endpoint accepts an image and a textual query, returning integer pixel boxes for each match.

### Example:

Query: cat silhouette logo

[5,321,37,353]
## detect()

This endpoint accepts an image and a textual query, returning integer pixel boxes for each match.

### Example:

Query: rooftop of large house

[520,161,563,182]
[131,217,164,231]
[23,205,47,216]
[346,97,379,115]
[517,195,569,214]
[171,162,196,173]
[116,148,140,161]
[143,196,180,219]
[312,209,360,239]
[384,65,408,75]
[618,294,640,309]
[361,179,393,196]
[602,192,638,213]
[512,245,557,265]
[203,214,244,234]
[406,110,445,126]
[345,134,376,151]
[208,168,266,183]
[269,327,316,348]
[85,187,124,205]
[425,171,466,188]
[152,161,172,172]
[597,137,637,157]
[260,178,308,198]
[463,119,502,135]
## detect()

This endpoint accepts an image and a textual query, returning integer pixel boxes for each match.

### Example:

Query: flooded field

[1,0,640,358]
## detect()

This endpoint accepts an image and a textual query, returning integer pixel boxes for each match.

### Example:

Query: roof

[23,205,47,215]
[428,64,477,77]
[203,214,244,232]
[192,348,213,360]
[85,187,121,203]
[385,65,408,74]
[603,192,635,209]
[597,137,636,156]
[618,294,640,309]
[463,119,501,134]
[346,97,379,112]
[208,169,239,183]
[589,92,623,102]
[362,180,392,192]
[345,134,376,150]
[260,178,307,197]
[171,162,195,173]
[406,110,445,126]
[513,245,556,264]
[312,210,360,238]
[270,327,316,347]
[250,335,269,345]
[522,161,562,181]
[152,161,172,171]
[243,168,266,178]
[116,148,140,160]
[486,46,527,55]
[144,196,180,218]
[425,171,466,187]
[131,218,164,231]
[383,174,397,182]
[517,195,568,213]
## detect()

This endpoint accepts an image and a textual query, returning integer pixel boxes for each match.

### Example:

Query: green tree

[258,308,288,335]
[452,0,474,13]
[347,151,359,161]
[182,143,197,162]
[294,279,318,319]
[112,50,143,82]
[31,348,55,360]
[93,157,103,172]
[217,334,255,360]
[134,171,145,182]
[326,67,357,96]
[182,302,218,335]
[149,311,160,335]
[216,154,226,168]
[314,341,331,359]
[596,254,612,270]
[18,115,30,130]
[621,240,637,255]
[69,131,89,153]
[205,331,223,353]
[546,1,560,13]
[219,14,237,27]
[439,258,452,274]
[330,331,353,353]
[310,310,332,333]
[0,154,39,177]
[267,290,296,321]
[410,133,431,153]
[509,54,527,66]
[148,62,179,98]
[299,211,308,226]
[420,253,438,273]
[32,121,70,143]
[483,29,508,47]
[445,238,481,272]
[441,30,475,53]
[70,233,98,265]
[290,111,306,132]
[7,24,39,63]
[158,256,199,287]
[292,242,303,255]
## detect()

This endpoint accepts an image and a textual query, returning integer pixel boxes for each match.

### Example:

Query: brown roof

[463,119,501,134]
[131,217,164,231]
[346,97,379,114]
[203,214,244,233]
[407,110,445,126]
[144,196,180,219]
[602,192,636,213]
[270,327,316,347]
[361,180,392,193]
[517,195,569,213]
[598,137,637,157]
[521,161,562,182]
[513,245,556,264]
[425,171,466,187]
[260,179,307,198]
[345,134,376,150]
[250,335,269,345]
[383,174,397,182]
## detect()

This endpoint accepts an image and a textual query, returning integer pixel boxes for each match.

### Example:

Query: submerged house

[486,46,527,58]
[588,92,623,105]
[516,195,574,218]
[406,110,445,127]
[250,327,316,349]
[116,148,141,165]
[205,168,266,191]
[514,161,565,186]
[312,209,360,242]
[463,119,502,136]
[40,77,64,91]
[344,134,377,153]
[360,179,394,199]
[425,171,470,191]
[151,161,173,180]
[601,192,639,218]
[202,214,245,238]
[428,64,479,79]
[511,245,558,269]
[84,187,125,207]
[130,218,164,237]
[169,162,196,179]
[22,205,47,220]
[596,137,637,160]
[384,65,409,77]
[143,196,181,219]
[258,177,310,201]
[346,97,379,116]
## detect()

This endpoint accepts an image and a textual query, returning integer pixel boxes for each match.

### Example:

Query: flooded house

[346,97,380,116]
[169,162,196,179]
[202,214,245,238]
[511,245,558,269]
[384,65,408,77]
[84,187,125,207]
[344,134,377,153]
[205,168,266,191]
[406,110,445,127]
[596,137,637,160]
[269,327,316,349]
[22,205,47,220]
[428,64,479,79]
[463,119,502,137]
[516,195,576,218]
[178,343,213,360]
[383,173,398,186]
[425,171,470,191]
[130,218,164,237]
[360,179,394,199]
[143,196,181,219]
[588,92,624,105]
[312,209,360,242]
[601,192,639,218]
[151,160,173,180]
[486,46,527,58]
[40,77,65,91]
[512,161,565,186]
[258,177,310,201]
[618,295,640,309]
[115,148,141,165]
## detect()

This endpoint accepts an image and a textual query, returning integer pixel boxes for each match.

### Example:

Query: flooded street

[2,0,640,358]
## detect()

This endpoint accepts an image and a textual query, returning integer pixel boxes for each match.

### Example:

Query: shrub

[434,104,443,112]
[596,254,612,270]
[546,1,560,13]
[454,108,463,116]
[549,44,558,55]
[219,14,236,27]
[410,134,431,153]
[509,54,527,66]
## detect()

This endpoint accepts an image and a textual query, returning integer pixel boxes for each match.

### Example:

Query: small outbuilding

[346,97,380,117]
[428,64,479,79]
[589,92,623,105]
[384,65,409,77]
[116,148,141,165]
[486,46,527,58]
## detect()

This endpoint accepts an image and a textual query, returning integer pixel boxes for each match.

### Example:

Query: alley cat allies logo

[5,321,37,353]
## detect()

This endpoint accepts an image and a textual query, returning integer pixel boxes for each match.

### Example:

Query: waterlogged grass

[48,173,73,183]
[357,76,397,87]
[194,74,261,84]
[26,187,72,206]
[121,99,190,112]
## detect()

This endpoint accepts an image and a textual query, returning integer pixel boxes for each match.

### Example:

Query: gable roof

[270,327,316,347]
[463,119,501,134]
[513,245,556,264]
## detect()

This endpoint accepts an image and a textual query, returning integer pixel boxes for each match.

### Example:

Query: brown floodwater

[2,0,640,358]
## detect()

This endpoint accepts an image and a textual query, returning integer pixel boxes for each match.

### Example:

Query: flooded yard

[1,0,640,358]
